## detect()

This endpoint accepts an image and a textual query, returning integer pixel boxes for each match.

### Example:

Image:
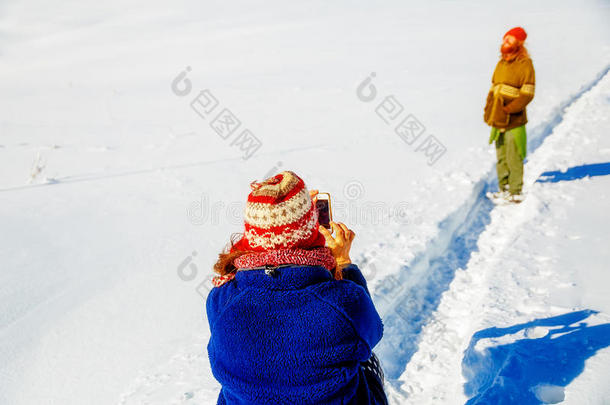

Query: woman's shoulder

[307,271,372,310]
[206,278,242,318]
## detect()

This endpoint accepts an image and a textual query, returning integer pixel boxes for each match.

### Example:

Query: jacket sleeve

[341,263,372,297]
[504,58,535,113]
[310,276,384,351]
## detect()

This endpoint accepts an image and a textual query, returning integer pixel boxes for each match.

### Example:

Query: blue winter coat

[206,263,384,404]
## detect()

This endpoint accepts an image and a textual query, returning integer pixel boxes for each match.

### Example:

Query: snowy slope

[1,0,610,404]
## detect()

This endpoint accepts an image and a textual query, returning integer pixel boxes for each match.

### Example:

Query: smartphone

[315,192,332,229]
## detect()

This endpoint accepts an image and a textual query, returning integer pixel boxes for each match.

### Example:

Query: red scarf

[212,247,338,287]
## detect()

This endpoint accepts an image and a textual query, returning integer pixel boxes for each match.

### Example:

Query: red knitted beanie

[504,27,527,42]
[232,171,326,252]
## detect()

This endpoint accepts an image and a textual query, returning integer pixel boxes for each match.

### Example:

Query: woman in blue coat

[206,171,387,404]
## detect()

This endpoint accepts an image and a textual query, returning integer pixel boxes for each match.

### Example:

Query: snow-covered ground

[1,0,609,404]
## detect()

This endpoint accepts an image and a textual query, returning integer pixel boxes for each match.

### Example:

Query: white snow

[1,0,609,404]
[532,384,565,404]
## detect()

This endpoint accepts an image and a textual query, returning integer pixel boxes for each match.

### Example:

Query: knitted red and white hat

[231,171,326,252]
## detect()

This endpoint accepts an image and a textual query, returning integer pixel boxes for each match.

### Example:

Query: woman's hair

[213,233,251,277]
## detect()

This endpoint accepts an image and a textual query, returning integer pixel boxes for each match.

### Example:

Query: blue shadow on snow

[536,162,610,183]
[462,310,610,405]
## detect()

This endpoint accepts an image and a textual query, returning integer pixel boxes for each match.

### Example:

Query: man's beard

[501,43,519,55]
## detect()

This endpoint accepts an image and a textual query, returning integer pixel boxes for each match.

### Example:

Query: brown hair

[213,233,252,277]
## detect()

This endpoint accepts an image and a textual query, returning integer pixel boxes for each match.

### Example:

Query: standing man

[484,26,535,203]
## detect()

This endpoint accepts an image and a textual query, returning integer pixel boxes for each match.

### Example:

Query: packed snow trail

[373,64,610,384]
[373,176,495,380]
[388,67,610,404]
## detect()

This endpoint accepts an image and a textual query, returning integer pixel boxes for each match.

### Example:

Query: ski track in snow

[0,144,327,193]
[384,66,610,404]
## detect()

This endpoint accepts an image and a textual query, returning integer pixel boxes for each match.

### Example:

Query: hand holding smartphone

[311,189,355,269]
[314,192,332,230]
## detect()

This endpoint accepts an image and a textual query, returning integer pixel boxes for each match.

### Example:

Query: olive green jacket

[484,56,535,130]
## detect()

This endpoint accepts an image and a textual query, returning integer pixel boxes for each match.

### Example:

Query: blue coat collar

[234,265,333,290]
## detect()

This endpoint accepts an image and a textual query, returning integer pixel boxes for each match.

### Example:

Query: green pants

[490,125,526,194]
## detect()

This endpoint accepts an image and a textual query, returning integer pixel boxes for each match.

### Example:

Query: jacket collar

[234,265,333,290]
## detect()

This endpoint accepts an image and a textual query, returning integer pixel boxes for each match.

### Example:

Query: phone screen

[316,199,331,229]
